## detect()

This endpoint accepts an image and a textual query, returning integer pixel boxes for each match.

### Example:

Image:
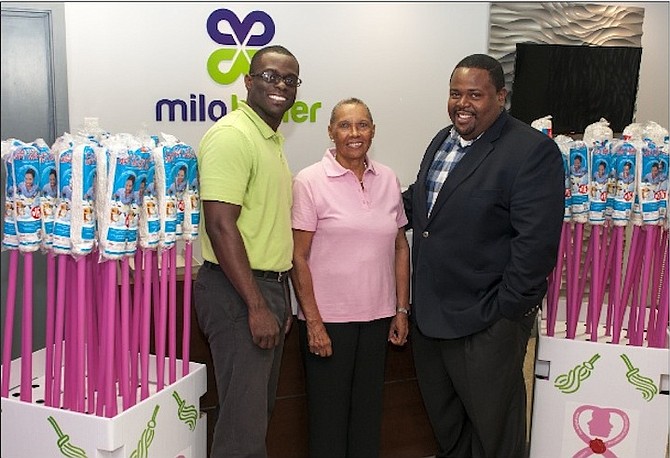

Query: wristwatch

[396,307,411,316]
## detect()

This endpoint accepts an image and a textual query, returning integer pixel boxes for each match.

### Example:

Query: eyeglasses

[249,70,302,88]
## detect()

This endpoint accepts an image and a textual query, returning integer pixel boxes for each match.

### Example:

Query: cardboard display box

[1,349,207,458]
[529,319,669,458]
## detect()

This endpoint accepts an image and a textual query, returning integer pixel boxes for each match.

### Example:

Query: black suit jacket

[403,111,564,339]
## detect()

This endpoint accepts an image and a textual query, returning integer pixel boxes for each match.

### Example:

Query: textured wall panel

[488,3,644,106]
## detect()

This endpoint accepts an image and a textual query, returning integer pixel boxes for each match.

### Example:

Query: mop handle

[1,250,20,397]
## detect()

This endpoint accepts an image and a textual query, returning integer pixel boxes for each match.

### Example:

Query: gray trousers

[194,265,290,458]
[412,312,536,458]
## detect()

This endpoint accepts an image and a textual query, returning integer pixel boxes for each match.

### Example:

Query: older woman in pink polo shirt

[291,98,410,457]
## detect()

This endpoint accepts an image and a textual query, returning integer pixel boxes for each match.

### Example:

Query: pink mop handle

[1,250,19,397]
[44,252,56,406]
[182,242,193,375]
[140,250,153,400]
[567,222,584,339]
[580,229,595,334]
[646,227,665,339]
[633,225,657,346]
[547,225,569,336]
[129,248,143,406]
[75,257,86,412]
[169,246,177,384]
[617,226,642,339]
[85,254,97,414]
[104,260,117,417]
[20,252,33,402]
[611,227,625,343]
[156,250,169,392]
[651,243,668,348]
[589,226,601,341]
[52,254,68,407]
[120,258,131,410]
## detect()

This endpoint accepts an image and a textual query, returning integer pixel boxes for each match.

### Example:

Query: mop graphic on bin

[620,354,659,401]
[554,353,601,394]
[130,405,160,458]
[172,390,198,431]
[47,415,88,458]
[571,404,630,458]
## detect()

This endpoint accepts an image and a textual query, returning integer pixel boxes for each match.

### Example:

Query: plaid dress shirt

[425,131,473,216]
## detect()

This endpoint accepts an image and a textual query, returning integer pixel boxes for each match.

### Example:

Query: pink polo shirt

[292,148,408,323]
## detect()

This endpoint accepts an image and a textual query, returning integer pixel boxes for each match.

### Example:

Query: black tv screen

[509,43,642,135]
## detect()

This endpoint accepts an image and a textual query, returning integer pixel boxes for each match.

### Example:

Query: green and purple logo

[206,9,275,85]
[155,8,320,124]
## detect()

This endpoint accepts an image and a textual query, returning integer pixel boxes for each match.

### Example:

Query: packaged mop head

[611,139,642,226]
[1,140,19,250]
[531,115,553,138]
[622,122,644,141]
[641,120,668,147]
[122,141,152,256]
[52,140,75,255]
[152,138,178,250]
[584,121,615,225]
[637,138,662,225]
[554,135,573,222]
[10,140,43,252]
[582,118,613,147]
[35,138,56,251]
[97,137,140,260]
[69,143,98,257]
[184,154,200,241]
[135,147,160,250]
[657,135,669,223]
[567,141,589,223]
[166,141,199,242]
[588,140,613,225]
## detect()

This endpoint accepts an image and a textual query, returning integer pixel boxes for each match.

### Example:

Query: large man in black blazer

[403,54,564,458]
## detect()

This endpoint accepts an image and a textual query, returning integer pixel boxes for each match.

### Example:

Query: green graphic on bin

[173,390,198,431]
[620,353,659,401]
[130,404,160,458]
[47,415,88,458]
[554,353,601,394]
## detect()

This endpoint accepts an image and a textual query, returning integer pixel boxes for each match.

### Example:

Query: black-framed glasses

[249,70,302,88]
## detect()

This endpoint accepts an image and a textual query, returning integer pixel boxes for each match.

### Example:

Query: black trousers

[412,312,536,458]
[299,317,391,458]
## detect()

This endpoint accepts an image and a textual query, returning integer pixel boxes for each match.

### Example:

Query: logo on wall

[155,7,321,124]
[206,9,275,85]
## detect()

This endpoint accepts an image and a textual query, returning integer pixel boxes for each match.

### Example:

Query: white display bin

[1,349,207,458]
[529,318,669,458]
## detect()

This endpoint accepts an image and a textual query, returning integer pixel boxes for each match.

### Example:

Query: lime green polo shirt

[197,101,293,272]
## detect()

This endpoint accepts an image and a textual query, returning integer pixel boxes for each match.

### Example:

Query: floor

[196,329,540,458]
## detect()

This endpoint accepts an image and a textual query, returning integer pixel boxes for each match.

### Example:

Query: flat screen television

[509,43,642,135]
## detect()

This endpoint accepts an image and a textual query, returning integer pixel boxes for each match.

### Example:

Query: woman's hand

[388,313,409,346]
[307,319,333,357]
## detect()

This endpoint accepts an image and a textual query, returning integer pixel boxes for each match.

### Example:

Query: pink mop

[182,242,193,375]
[140,250,153,401]
[120,257,131,410]
[632,225,657,346]
[43,252,56,406]
[1,250,19,397]
[20,251,33,402]
[51,254,68,407]
[169,245,177,384]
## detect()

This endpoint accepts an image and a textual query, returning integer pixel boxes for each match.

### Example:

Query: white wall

[634,2,669,128]
[64,2,668,188]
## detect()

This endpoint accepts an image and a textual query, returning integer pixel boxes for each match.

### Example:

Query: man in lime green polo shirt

[195,45,300,458]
